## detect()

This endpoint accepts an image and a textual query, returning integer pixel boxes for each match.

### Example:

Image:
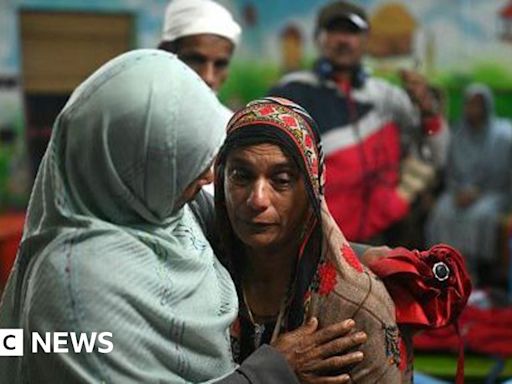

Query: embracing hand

[271,318,366,384]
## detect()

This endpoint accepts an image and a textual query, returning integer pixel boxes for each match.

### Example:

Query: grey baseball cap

[316,1,369,32]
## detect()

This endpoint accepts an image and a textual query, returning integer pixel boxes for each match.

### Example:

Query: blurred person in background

[427,83,512,287]
[158,0,240,110]
[268,0,449,244]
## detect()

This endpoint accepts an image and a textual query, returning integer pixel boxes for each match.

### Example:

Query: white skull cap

[161,0,242,46]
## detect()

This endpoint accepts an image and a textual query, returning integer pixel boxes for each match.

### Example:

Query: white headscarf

[0,50,237,382]
[161,0,241,46]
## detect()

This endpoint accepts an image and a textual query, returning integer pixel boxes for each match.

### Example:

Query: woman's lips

[238,218,277,228]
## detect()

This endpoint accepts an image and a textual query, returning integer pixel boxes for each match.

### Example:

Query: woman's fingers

[271,317,320,367]
[293,317,320,340]
[299,373,351,384]
[315,332,367,359]
[271,317,319,352]
[301,351,364,373]
[305,319,355,347]
[271,318,365,382]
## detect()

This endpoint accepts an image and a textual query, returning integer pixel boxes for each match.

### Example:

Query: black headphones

[313,58,368,89]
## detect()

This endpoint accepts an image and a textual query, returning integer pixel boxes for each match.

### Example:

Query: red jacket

[270,69,444,241]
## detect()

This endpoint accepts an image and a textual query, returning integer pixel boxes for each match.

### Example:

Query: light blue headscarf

[0,50,237,383]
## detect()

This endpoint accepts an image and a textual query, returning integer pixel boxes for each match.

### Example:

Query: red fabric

[369,244,471,384]
[414,326,460,352]
[501,4,512,18]
[415,306,512,357]
[334,78,351,95]
[325,122,410,241]
[317,260,338,296]
[369,244,472,328]
[0,213,25,291]
[340,243,363,272]
[422,115,443,135]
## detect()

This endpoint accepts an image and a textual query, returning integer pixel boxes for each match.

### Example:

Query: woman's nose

[247,180,271,211]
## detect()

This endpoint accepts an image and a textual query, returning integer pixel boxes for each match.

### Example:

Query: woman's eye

[229,168,250,184]
[273,172,293,186]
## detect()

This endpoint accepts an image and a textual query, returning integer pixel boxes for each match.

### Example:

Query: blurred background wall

[1,0,511,212]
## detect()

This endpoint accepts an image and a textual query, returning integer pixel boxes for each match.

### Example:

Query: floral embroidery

[282,115,298,128]
[309,259,337,296]
[341,243,363,273]
[383,325,401,368]
[258,104,274,116]
[305,133,313,148]
[318,261,337,295]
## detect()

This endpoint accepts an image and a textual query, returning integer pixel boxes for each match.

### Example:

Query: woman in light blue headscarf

[0,50,364,384]
[0,49,237,383]
[426,83,512,284]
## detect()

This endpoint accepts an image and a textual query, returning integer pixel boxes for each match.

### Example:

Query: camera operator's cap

[316,1,369,32]
[162,0,241,46]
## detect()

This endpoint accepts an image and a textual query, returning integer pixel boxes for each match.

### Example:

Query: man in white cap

[158,0,241,94]
[159,0,241,195]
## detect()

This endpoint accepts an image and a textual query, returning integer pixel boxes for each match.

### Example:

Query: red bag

[370,244,472,384]
[370,244,472,328]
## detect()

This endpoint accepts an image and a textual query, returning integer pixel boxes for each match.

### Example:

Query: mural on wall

[0,0,169,211]
[0,77,29,210]
[221,0,512,114]
[367,4,417,58]
[0,0,26,210]
[0,0,511,211]
[501,0,512,42]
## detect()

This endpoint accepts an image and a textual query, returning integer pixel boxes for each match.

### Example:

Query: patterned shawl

[214,97,411,382]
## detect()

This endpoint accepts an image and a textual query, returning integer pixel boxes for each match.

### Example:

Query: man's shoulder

[357,77,410,110]
[276,70,320,88]
[269,71,324,103]
[363,76,403,94]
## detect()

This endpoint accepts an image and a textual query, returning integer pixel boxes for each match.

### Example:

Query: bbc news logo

[0,329,113,356]
[0,329,23,356]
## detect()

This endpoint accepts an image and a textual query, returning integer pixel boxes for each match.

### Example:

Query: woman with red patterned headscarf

[215,97,471,383]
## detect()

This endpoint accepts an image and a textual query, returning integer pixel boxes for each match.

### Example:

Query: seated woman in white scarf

[0,50,365,383]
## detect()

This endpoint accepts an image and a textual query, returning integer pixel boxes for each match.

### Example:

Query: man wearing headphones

[269,0,449,243]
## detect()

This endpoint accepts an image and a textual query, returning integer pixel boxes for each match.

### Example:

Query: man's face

[464,94,487,129]
[174,34,234,92]
[317,19,367,69]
